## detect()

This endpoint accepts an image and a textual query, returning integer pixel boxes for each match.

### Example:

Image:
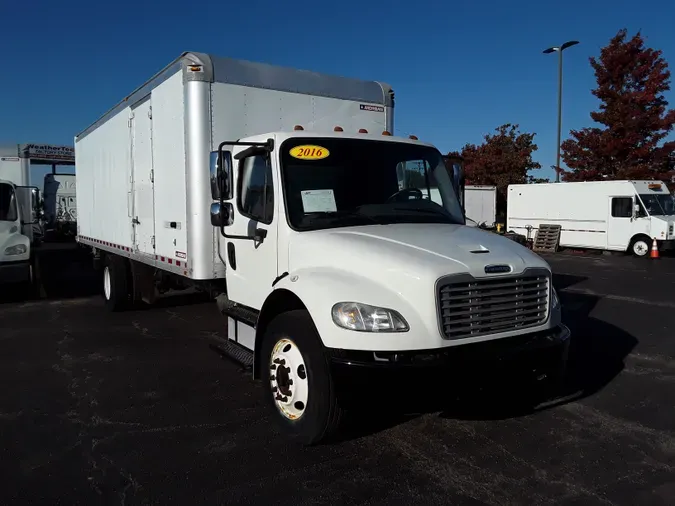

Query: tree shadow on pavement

[553,274,638,402]
[330,273,638,442]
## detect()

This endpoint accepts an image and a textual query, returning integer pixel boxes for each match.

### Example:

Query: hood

[290,223,550,280]
[651,215,675,224]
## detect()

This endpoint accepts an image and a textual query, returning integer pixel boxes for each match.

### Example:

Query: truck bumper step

[209,340,254,369]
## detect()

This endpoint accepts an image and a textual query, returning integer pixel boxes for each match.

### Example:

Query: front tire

[21,258,41,300]
[629,236,651,257]
[260,310,345,445]
[102,255,131,312]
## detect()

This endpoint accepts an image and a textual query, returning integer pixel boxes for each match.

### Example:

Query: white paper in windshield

[301,189,337,213]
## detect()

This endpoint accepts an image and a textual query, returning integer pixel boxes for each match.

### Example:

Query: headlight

[551,287,561,309]
[331,302,409,332]
[4,244,27,256]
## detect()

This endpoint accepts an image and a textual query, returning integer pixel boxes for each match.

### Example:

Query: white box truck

[75,52,570,444]
[465,185,497,227]
[0,179,40,292]
[507,180,675,257]
[427,184,497,227]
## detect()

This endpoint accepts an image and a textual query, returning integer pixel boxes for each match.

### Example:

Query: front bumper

[327,324,570,370]
[0,260,31,284]
[327,324,571,396]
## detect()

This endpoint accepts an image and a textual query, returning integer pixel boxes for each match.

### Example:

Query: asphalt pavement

[0,245,673,505]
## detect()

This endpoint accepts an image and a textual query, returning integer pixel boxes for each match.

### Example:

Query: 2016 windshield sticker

[289,145,330,160]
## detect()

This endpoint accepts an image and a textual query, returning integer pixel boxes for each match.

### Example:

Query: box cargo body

[75,52,394,280]
[507,180,675,255]
[465,185,497,227]
[428,185,496,226]
[0,147,24,186]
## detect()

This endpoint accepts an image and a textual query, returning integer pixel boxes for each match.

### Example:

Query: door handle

[132,217,140,225]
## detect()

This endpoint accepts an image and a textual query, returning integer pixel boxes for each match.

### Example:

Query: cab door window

[0,184,18,222]
[611,197,633,218]
[238,154,274,224]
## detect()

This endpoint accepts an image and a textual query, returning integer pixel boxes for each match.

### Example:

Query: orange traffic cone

[650,238,660,259]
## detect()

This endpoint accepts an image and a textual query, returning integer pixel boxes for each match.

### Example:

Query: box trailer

[428,185,496,227]
[507,180,675,256]
[76,52,570,444]
[465,185,497,227]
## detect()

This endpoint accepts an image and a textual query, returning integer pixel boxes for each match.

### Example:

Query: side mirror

[32,188,41,223]
[210,202,234,228]
[210,150,233,201]
[445,155,465,211]
[633,204,640,214]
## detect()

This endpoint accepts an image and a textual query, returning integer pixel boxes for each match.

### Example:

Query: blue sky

[1,0,674,187]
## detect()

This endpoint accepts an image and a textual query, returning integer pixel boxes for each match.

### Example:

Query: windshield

[280,137,465,231]
[0,183,18,222]
[638,193,675,216]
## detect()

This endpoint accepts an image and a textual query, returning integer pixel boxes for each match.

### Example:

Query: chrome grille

[437,271,549,340]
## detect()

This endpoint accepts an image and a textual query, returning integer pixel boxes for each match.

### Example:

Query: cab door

[607,196,635,250]
[221,149,279,311]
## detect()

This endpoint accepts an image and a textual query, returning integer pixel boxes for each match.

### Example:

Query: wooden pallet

[533,224,562,253]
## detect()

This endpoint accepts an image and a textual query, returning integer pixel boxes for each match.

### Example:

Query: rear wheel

[102,255,131,311]
[260,310,345,445]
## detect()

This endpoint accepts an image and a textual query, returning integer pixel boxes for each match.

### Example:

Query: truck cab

[209,129,570,444]
[0,179,39,288]
[628,181,675,255]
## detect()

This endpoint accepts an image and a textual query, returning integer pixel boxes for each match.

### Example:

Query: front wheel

[629,236,651,257]
[260,310,345,445]
[21,259,41,300]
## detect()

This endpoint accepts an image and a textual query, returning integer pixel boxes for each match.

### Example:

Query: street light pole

[543,40,579,182]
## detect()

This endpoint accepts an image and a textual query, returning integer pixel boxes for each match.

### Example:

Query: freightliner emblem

[484,264,512,274]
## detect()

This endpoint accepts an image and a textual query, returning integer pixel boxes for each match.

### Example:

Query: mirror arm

[214,138,274,241]
[218,226,256,241]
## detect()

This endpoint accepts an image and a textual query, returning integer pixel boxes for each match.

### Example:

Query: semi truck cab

[209,130,570,444]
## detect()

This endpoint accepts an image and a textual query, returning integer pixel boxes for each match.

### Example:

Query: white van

[507,180,675,256]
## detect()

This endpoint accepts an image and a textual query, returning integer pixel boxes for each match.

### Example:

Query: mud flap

[130,260,157,305]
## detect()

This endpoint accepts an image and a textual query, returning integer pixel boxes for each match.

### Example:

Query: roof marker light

[382,131,392,136]
[334,126,344,132]
[358,129,368,133]
[293,125,304,131]
[409,135,418,140]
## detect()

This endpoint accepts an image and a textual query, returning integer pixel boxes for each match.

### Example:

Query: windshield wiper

[392,207,454,219]
[304,210,385,225]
